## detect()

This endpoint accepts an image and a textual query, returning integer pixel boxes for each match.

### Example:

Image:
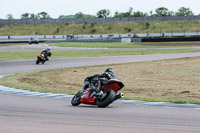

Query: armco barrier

[1,37,200,44]
[46,39,121,43]
[142,36,200,42]
[46,38,141,43]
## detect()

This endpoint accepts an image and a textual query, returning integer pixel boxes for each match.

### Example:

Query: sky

[0,0,200,19]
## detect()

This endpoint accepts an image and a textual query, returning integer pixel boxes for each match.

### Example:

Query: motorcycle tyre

[71,91,82,106]
[96,89,116,108]
[36,59,40,64]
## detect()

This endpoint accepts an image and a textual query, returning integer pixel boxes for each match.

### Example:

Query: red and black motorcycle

[71,69,124,107]
[36,54,46,64]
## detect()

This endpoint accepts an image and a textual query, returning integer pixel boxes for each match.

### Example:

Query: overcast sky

[0,0,199,19]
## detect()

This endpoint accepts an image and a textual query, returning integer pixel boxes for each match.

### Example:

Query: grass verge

[1,57,200,104]
[0,42,157,48]
[1,48,200,61]
[48,42,158,48]
[0,43,28,46]
[48,42,200,48]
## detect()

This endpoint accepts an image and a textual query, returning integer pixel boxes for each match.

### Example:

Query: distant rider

[41,47,52,61]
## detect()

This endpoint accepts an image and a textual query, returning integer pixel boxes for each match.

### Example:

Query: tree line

[7,12,51,19]
[100,7,194,18]
[6,7,196,19]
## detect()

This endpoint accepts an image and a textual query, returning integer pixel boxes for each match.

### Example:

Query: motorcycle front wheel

[36,59,40,64]
[96,89,116,108]
[71,91,82,106]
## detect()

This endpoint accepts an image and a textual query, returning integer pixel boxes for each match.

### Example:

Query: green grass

[48,42,200,48]
[1,42,200,48]
[1,20,200,35]
[1,48,200,61]
[3,42,142,48]
[0,43,28,46]
[49,42,157,48]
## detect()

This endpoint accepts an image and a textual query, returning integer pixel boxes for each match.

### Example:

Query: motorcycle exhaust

[114,93,124,101]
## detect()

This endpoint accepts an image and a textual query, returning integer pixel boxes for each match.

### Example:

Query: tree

[114,11,131,17]
[37,12,51,19]
[75,12,84,18]
[128,7,133,15]
[114,7,148,18]
[30,13,38,19]
[21,13,30,19]
[6,14,14,19]
[168,11,175,16]
[114,11,120,17]
[176,7,194,16]
[114,12,130,17]
[133,11,148,17]
[155,7,170,16]
[149,10,153,16]
[96,9,110,18]
[114,7,133,18]
[59,13,95,19]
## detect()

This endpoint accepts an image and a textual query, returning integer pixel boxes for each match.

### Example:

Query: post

[184,30,185,37]
[147,31,149,37]
[171,30,173,37]
[160,29,162,37]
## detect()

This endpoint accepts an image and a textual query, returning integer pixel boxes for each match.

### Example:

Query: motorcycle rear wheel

[96,89,116,108]
[71,91,82,106]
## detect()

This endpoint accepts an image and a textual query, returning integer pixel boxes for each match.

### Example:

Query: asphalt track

[1,46,200,132]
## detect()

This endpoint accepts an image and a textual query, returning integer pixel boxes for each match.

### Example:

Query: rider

[101,68,118,80]
[41,47,52,61]
[85,68,117,94]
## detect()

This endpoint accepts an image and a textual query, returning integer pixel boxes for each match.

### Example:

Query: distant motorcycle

[71,71,124,108]
[36,54,46,64]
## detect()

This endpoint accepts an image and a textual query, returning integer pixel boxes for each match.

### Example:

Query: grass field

[0,42,152,48]
[2,41,200,48]
[49,42,142,48]
[1,56,200,104]
[49,42,187,48]
[1,20,200,35]
[0,43,28,46]
[1,48,200,61]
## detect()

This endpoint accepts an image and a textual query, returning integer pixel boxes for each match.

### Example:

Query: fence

[1,16,200,27]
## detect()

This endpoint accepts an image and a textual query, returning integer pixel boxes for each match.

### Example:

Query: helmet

[104,68,117,79]
[104,68,114,73]
[47,47,51,51]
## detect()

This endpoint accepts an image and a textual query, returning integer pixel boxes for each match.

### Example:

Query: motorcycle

[71,74,124,107]
[36,53,46,64]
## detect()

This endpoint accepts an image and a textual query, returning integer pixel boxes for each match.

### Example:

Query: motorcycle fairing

[80,88,96,105]
[102,79,124,91]
[39,54,45,58]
